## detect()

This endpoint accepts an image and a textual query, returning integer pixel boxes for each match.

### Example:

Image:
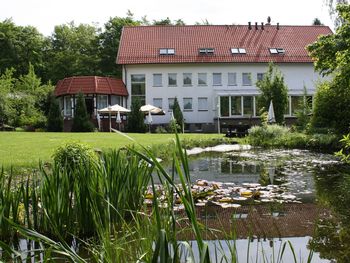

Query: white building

[117,24,332,132]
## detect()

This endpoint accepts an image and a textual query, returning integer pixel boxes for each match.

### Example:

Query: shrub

[172,97,183,131]
[155,125,167,133]
[248,124,290,147]
[52,142,98,171]
[47,96,63,132]
[71,93,94,132]
[127,97,146,133]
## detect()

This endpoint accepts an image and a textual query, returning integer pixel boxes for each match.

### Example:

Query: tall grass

[0,134,316,262]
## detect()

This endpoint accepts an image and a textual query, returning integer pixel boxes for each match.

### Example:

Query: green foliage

[0,68,15,124]
[256,63,288,124]
[71,93,94,132]
[52,142,97,171]
[47,95,63,132]
[248,124,340,151]
[295,87,312,132]
[308,4,350,134]
[336,133,350,163]
[172,97,183,132]
[127,97,146,133]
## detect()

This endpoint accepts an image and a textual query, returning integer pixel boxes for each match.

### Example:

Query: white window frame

[168,73,177,86]
[228,73,237,86]
[198,97,208,111]
[183,97,193,111]
[242,73,252,86]
[153,73,162,87]
[198,73,207,86]
[153,98,163,109]
[213,73,222,86]
[183,73,192,86]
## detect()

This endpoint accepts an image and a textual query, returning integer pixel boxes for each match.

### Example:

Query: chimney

[267,16,271,25]
[277,23,280,30]
[248,22,252,30]
[261,22,264,30]
[255,22,258,30]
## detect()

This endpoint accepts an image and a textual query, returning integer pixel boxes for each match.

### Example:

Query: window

[231,48,246,54]
[231,96,242,115]
[153,98,163,109]
[291,96,303,115]
[199,48,214,54]
[213,73,222,86]
[198,73,207,85]
[153,74,162,87]
[257,73,265,81]
[131,74,146,105]
[269,48,285,54]
[242,73,252,86]
[228,73,237,86]
[195,123,202,131]
[168,73,177,86]
[159,48,175,55]
[243,96,254,116]
[198,97,208,111]
[97,95,108,109]
[111,95,121,106]
[183,98,193,110]
[220,96,229,117]
[64,96,72,116]
[183,73,192,86]
[168,98,175,111]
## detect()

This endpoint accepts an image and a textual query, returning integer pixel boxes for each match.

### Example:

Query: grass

[0,132,225,167]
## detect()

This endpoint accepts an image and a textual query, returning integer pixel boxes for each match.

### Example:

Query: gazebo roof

[54,76,128,97]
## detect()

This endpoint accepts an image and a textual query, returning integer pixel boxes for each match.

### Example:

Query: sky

[1,0,333,36]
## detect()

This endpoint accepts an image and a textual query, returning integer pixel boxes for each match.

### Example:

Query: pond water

[177,148,350,262]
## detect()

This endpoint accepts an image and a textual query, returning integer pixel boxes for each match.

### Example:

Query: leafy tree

[0,68,15,125]
[127,97,146,133]
[99,13,140,77]
[325,0,349,27]
[46,22,101,83]
[0,19,49,80]
[256,63,288,125]
[47,95,63,132]
[71,93,94,132]
[172,97,183,132]
[308,4,350,134]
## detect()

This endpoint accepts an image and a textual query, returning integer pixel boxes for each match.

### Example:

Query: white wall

[124,63,324,124]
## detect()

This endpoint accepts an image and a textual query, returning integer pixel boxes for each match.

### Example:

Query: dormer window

[231,48,246,54]
[159,48,175,55]
[199,48,215,55]
[269,48,285,54]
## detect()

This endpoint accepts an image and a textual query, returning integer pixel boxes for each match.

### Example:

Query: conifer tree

[71,93,94,132]
[47,95,63,132]
[172,97,183,132]
[127,97,146,132]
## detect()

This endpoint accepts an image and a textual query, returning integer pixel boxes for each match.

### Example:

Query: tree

[127,97,146,133]
[0,19,49,80]
[325,0,349,27]
[99,14,140,78]
[71,93,94,132]
[256,63,288,125]
[0,68,15,125]
[46,22,101,83]
[312,18,323,25]
[47,95,63,132]
[172,97,183,132]
[308,4,350,134]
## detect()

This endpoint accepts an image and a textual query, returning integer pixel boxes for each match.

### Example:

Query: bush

[71,93,94,132]
[155,125,167,133]
[52,142,98,171]
[248,124,290,147]
[127,97,146,133]
[47,96,63,132]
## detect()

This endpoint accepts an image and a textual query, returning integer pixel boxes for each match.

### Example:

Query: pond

[158,148,350,262]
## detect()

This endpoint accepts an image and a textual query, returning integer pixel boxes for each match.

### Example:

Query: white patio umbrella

[98,104,130,132]
[116,111,122,130]
[96,113,101,131]
[140,104,165,115]
[267,100,276,124]
[147,111,153,133]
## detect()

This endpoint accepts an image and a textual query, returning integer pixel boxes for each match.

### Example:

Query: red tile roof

[54,76,128,97]
[117,25,332,64]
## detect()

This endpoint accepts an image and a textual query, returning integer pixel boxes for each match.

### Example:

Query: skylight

[159,48,175,55]
[231,48,246,54]
[269,48,285,54]
[199,48,215,54]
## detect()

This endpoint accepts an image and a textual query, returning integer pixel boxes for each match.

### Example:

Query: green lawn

[0,132,223,167]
